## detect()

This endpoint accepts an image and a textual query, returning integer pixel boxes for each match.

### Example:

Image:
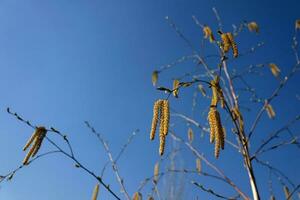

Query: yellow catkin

[172,79,180,98]
[198,84,206,96]
[152,71,158,86]
[159,135,166,156]
[133,192,142,200]
[266,103,275,119]
[295,19,300,30]
[23,129,40,151]
[208,107,224,158]
[227,33,238,58]
[221,33,231,53]
[91,184,99,200]
[232,106,244,133]
[210,76,224,108]
[283,186,290,200]
[196,158,201,173]
[248,21,259,33]
[150,100,163,140]
[154,162,159,182]
[269,63,281,77]
[210,79,219,107]
[188,128,194,143]
[23,127,47,165]
[162,100,170,136]
[203,26,215,43]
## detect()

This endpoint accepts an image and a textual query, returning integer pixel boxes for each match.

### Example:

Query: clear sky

[0,0,299,200]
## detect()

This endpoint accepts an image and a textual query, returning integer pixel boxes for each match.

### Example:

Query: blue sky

[0,0,299,199]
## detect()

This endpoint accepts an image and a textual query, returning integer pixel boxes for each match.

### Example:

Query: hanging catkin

[150,99,169,156]
[203,26,215,43]
[91,184,99,200]
[150,100,163,140]
[23,127,47,165]
[227,33,238,58]
[152,71,158,86]
[208,107,225,158]
[173,79,180,98]
[283,186,290,200]
[221,33,231,53]
[188,128,194,143]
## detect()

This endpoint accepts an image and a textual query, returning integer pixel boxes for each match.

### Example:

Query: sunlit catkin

[248,21,259,33]
[154,162,159,182]
[283,186,290,200]
[203,26,215,43]
[173,79,180,98]
[210,79,219,107]
[91,184,99,200]
[269,63,281,77]
[150,100,163,140]
[221,33,231,53]
[188,128,194,143]
[208,107,224,158]
[133,192,142,200]
[152,71,158,86]
[196,158,201,173]
[162,100,170,136]
[23,127,47,165]
[227,33,238,58]
[265,103,275,119]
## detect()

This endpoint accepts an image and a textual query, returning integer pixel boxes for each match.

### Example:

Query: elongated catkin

[152,71,158,86]
[173,79,180,98]
[208,107,224,158]
[221,33,231,53]
[23,127,47,165]
[154,162,159,182]
[265,103,275,119]
[150,100,163,140]
[188,128,194,143]
[269,63,281,77]
[91,184,99,200]
[196,158,201,173]
[227,33,238,58]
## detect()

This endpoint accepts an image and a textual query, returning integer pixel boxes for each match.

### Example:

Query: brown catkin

[148,197,154,200]
[221,33,231,53]
[159,135,166,156]
[248,21,259,33]
[188,128,194,143]
[296,19,300,30]
[221,127,226,150]
[208,107,224,158]
[196,158,201,173]
[150,100,163,140]
[173,79,180,98]
[283,186,291,200]
[91,184,99,200]
[152,71,158,86]
[269,63,281,77]
[203,26,215,43]
[227,33,238,58]
[154,162,159,182]
[23,127,47,165]
[133,192,142,200]
[266,103,276,119]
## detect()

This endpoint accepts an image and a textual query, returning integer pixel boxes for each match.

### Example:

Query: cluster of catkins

[150,99,170,156]
[23,126,47,165]
[208,76,226,158]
